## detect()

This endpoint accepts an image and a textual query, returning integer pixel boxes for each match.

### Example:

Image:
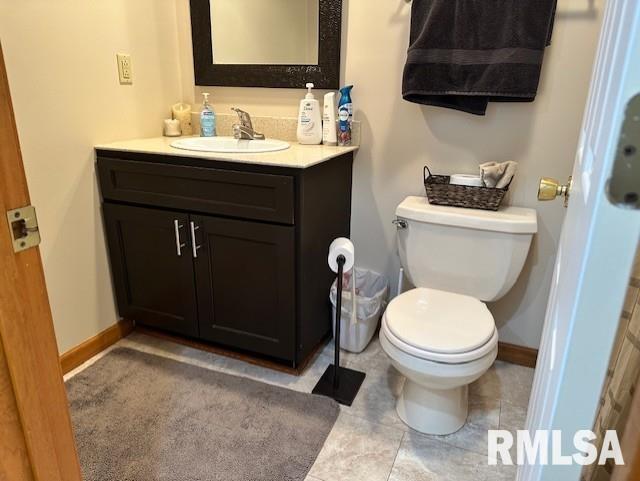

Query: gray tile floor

[65,331,534,481]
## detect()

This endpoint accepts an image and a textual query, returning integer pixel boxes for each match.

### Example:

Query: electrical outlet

[116,53,132,85]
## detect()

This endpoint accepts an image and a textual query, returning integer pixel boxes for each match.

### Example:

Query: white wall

[0,0,182,353]
[178,0,604,348]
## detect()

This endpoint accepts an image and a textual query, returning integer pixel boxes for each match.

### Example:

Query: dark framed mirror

[189,0,342,89]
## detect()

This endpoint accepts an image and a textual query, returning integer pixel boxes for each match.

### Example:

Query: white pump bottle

[296,83,323,145]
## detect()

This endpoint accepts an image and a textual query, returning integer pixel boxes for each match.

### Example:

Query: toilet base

[396,379,469,435]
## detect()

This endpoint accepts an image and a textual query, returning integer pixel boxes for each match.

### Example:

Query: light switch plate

[116,53,132,84]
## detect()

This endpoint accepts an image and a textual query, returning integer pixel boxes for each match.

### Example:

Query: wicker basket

[423,166,510,211]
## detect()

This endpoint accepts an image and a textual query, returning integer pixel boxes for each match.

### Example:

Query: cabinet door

[193,215,295,361]
[103,203,198,337]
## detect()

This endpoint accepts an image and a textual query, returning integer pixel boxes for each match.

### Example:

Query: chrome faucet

[231,108,265,140]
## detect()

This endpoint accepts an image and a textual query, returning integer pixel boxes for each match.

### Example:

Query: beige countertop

[95,136,358,169]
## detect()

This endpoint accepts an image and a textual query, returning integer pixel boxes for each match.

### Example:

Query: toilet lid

[385,288,495,354]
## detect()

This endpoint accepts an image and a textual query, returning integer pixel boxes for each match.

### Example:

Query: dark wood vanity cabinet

[97,150,353,367]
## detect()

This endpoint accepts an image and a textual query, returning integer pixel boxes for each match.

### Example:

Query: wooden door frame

[0,43,82,480]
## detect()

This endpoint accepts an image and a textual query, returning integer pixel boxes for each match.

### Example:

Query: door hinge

[607,93,640,209]
[6,205,41,253]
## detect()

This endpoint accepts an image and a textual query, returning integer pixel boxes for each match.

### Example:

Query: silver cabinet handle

[190,221,201,258]
[174,219,186,256]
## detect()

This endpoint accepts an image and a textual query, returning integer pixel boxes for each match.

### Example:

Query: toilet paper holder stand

[312,254,366,406]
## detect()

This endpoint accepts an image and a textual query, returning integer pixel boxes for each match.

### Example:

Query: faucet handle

[231,107,253,129]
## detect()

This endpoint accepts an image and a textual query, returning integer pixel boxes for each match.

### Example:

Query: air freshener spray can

[338,85,353,146]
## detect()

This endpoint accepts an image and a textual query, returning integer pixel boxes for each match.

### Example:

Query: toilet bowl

[380,287,498,434]
[381,196,537,434]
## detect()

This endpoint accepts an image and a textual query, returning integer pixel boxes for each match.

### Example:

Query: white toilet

[380,196,537,435]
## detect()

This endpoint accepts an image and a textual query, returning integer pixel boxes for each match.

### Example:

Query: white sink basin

[170,136,290,154]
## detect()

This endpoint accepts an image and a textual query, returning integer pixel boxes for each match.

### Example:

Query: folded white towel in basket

[480,161,518,189]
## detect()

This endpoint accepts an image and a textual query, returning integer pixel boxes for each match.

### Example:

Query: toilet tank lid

[396,196,538,234]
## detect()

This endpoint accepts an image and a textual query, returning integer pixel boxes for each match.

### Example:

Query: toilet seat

[383,288,498,364]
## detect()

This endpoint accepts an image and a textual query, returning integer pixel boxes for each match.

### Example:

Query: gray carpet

[66,347,339,481]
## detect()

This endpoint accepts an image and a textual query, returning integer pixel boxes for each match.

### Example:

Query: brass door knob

[538,176,572,207]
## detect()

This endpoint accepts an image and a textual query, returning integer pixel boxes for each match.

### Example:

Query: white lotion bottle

[296,83,323,145]
[322,91,338,146]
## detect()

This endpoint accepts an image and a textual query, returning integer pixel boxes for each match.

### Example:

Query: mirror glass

[210,0,320,65]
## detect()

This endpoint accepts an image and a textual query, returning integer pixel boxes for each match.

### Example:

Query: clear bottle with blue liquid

[200,92,216,137]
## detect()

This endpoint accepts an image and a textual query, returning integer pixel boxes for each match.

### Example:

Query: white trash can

[329,268,389,353]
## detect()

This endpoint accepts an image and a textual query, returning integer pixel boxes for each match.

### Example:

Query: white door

[519,0,640,480]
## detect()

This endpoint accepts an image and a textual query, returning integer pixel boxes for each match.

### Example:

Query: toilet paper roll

[450,174,483,187]
[328,237,355,273]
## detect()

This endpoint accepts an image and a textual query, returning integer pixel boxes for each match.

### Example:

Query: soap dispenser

[200,92,216,137]
[296,83,322,145]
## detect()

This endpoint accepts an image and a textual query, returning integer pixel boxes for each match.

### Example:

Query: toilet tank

[396,196,537,302]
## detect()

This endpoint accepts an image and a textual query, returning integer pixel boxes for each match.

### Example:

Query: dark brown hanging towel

[402,0,558,115]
